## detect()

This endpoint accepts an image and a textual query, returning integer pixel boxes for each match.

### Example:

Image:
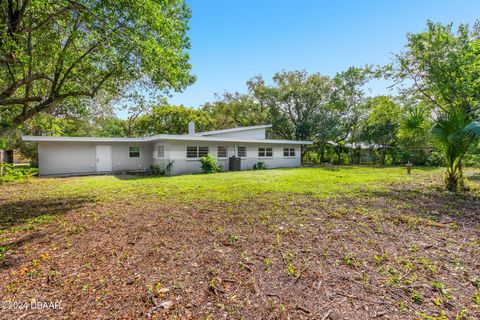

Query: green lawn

[1,166,479,319]
[6,166,435,203]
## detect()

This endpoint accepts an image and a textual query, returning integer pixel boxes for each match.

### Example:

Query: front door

[96,145,112,172]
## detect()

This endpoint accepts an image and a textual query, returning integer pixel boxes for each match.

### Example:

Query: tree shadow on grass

[0,232,46,270]
[468,174,480,181]
[112,174,163,181]
[0,196,96,270]
[0,196,96,231]
[367,187,480,228]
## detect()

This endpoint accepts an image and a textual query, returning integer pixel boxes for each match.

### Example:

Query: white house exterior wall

[38,141,152,176]
[29,125,308,177]
[111,142,152,171]
[38,142,96,176]
[153,140,301,176]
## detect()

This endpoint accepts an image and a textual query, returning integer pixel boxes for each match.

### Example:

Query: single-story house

[22,123,312,176]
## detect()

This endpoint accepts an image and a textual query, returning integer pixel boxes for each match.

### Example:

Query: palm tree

[431,109,480,191]
[399,105,432,164]
[402,105,480,191]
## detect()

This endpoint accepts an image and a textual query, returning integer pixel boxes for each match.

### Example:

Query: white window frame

[258,147,273,158]
[283,147,295,157]
[155,144,165,159]
[217,146,228,159]
[129,146,141,158]
[186,146,209,159]
[237,146,247,158]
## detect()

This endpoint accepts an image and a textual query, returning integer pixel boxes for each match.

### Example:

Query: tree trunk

[334,146,341,164]
[444,160,466,191]
[319,144,325,163]
[301,145,305,164]
[0,150,3,176]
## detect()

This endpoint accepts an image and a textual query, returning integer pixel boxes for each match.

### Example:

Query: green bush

[303,152,319,163]
[253,161,267,170]
[0,164,38,183]
[426,151,445,167]
[150,161,174,176]
[332,152,350,165]
[464,143,480,167]
[384,155,394,165]
[199,154,221,173]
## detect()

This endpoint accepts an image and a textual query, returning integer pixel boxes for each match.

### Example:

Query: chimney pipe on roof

[188,121,195,135]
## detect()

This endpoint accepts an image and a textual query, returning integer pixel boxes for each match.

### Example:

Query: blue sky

[166,0,480,108]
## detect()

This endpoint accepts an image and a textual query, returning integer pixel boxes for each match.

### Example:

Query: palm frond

[402,106,429,132]
[431,110,472,168]
[463,121,480,138]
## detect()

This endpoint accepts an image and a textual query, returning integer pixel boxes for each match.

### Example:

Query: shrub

[303,151,319,163]
[253,161,267,170]
[199,154,221,173]
[332,152,350,165]
[464,149,480,167]
[16,167,38,177]
[426,150,445,166]
[0,164,38,183]
[150,161,174,176]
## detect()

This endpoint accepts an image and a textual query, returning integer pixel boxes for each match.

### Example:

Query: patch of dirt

[0,183,479,319]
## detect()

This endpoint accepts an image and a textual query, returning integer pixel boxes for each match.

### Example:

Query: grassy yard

[1,166,479,319]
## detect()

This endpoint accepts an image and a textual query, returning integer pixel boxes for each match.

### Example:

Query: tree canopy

[0,0,194,135]
[360,96,401,164]
[134,105,215,136]
[393,21,480,190]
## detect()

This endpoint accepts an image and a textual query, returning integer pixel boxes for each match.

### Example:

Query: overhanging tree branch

[0,73,49,101]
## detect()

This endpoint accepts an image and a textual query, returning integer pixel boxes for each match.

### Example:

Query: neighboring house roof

[22,134,311,145]
[193,124,272,136]
[22,125,312,145]
[327,141,381,149]
[345,142,381,150]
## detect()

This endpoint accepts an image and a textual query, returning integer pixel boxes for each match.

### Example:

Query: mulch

[0,182,479,319]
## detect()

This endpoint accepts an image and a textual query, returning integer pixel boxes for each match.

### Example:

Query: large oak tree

[0,0,194,136]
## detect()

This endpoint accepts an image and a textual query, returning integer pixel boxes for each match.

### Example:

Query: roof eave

[148,135,312,144]
[22,135,312,145]
[21,136,145,143]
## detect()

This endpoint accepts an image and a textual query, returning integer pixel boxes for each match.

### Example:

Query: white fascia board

[22,134,312,145]
[22,136,146,142]
[147,135,312,145]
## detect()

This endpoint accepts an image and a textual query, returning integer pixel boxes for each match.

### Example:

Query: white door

[96,145,112,172]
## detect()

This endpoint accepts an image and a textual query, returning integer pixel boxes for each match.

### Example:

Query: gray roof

[193,124,272,136]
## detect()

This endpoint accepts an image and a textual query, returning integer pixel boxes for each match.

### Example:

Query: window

[258,147,273,157]
[199,146,209,157]
[218,146,227,158]
[129,146,141,158]
[237,146,246,157]
[283,147,295,157]
[187,146,198,158]
[186,146,209,158]
[156,145,164,158]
